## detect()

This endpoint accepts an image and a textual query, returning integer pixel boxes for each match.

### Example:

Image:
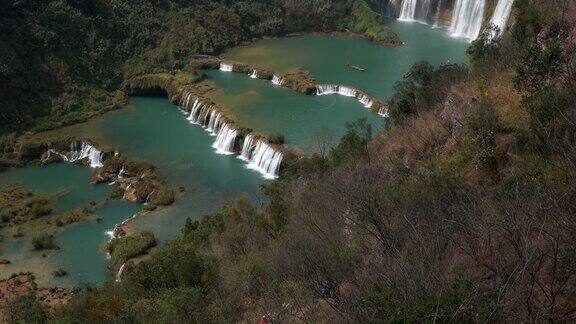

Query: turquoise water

[81,98,267,242]
[202,69,383,151]
[223,21,469,99]
[0,164,139,286]
[0,22,469,287]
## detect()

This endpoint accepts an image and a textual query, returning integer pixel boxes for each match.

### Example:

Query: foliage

[32,234,59,250]
[350,0,401,45]
[4,295,49,323]
[105,232,156,268]
[388,61,468,123]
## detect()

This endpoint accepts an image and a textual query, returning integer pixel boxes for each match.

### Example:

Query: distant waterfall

[239,134,256,161]
[450,0,486,41]
[399,0,418,21]
[489,0,514,38]
[220,63,233,72]
[144,190,154,205]
[433,0,443,26]
[358,94,374,108]
[272,75,284,86]
[116,263,125,282]
[250,70,258,79]
[206,111,222,135]
[378,106,389,117]
[316,84,357,97]
[57,142,104,168]
[240,138,283,179]
[212,123,238,155]
[187,99,203,124]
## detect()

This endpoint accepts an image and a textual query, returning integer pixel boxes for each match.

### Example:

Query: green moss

[350,0,402,46]
[105,232,157,268]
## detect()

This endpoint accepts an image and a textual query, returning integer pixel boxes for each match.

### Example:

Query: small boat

[347,63,365,72]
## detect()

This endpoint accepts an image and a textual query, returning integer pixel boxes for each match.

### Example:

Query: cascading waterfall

[358,94,374,108]
[116,263,125,282]
[144,190,155,205]
[212,123,238,155]
[272,75,284,86]
[378,106,389,117]
[433,0,443,27]
[250,70,258,79]
[64,142,104,168]
[220,63,233,72]
[338,86,357,97]
[187,99,203,124]
[245,140,283,179]
[206,111,222,135]
[450,0,486,41]
[489,0,514,38]
[239,134,256,161]
[316,84,339,95]
[316,84,358,97]
[399,0,418,21]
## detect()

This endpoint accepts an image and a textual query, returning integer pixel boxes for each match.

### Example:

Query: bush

[32,234,59,250]
[106,232,156,268]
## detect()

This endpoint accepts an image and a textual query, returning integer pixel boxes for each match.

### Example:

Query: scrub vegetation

[1,0,575,323]
[0,0,397,134]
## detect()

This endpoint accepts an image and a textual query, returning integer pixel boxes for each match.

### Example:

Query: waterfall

[417,0,432,22]
[378,106,389,117]
[239,134,256,161]
[338,86,357,97]
[358,94,374,108]
[220,63,233,72]
[272,75,284,86]
[433,0,443,27]
[144,190,154,205]
[450,0,486,41]
[489,0,514,38]
[250,70,258,79]
[116,263,125,282]
[187,99,203,124]
[66,142,104,168]
[206,111,222,135]
[212,123,238,155]
[316,85,357,97]
[399,0,418,21]
[245,140,283,179]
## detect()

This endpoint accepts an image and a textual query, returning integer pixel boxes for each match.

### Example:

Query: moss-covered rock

[282,69,317,94]
[105,231,156,269]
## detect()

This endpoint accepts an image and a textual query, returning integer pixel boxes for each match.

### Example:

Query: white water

[144,190,155,205]
[206,111,222,135]
[212,123,238,155]
[358,94,374,108]
[450,0,486,41]
[187,99,203,124]
[316,84,339,95]
[245,140,283,179]
[64,142,103,168]
[433,0,443,26]
[272,75,284,86]
[239,134,256,161]
[399,0,418,21]
[489,0,514,38]
[316,84,357,97]
[378,106,389,117]
[250,70,258,79]
[116,263,125,282]
[220,63,233,72]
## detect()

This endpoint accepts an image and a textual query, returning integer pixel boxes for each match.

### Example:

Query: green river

[0,21,468,287]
